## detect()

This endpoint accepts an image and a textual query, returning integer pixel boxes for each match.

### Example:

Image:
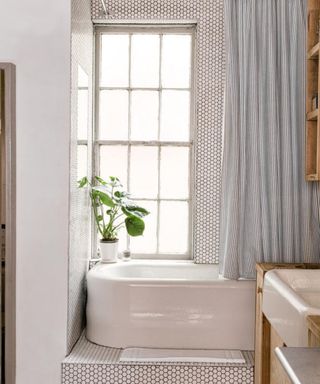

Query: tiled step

[62,332,254,384]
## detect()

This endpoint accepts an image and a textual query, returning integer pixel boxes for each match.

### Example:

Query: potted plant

[78,176,149,263]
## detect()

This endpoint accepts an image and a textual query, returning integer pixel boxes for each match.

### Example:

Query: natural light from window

[95,26,194,258]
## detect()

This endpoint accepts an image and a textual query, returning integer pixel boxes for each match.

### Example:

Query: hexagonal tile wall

[91,0,226,264]
[68,0,93,354]
[62,334,254,384]
[62,364,254,384]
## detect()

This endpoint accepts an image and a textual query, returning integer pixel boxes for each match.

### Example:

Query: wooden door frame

[0,63,16,384]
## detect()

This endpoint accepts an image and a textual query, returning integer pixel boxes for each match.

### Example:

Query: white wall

[0,1,71,384]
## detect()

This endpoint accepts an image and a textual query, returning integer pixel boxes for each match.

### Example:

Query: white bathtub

[86,260,255,350]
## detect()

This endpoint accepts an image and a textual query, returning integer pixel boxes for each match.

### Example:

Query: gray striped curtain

[220,0,320,279]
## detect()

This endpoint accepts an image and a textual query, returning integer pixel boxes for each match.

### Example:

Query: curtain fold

[220,0,320,279]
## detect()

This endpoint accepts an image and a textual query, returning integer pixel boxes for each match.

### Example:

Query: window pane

[130,146,158,198]
[96,30,194,259]
[131,91,159,141]
[100,145,128,189]
[160,90,190,141]
[99,90,128,140]
[160,147,189,199]
[130,200,157,254]
[77,145,87,180]
[131,35,160,87]
[101,34,129,87]
[159,201,189,254]
[162,35,192,88]
[77,89,88,140]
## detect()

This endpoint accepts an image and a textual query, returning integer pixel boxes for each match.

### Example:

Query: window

[95,25,195,259]
[77,65,89,179]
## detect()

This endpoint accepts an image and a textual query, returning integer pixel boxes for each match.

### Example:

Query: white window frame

[77,72,89,177]
[94,24,196,260]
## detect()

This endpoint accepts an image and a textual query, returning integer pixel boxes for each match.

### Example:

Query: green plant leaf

[92,186,115,208]
[125,205,150,217]
[78,176,88,188]
[121,206,143,218]
[85,175,150,239]
[95,176,107,185]
[122,206,133,217]
[125,216,145,237]
[108,176,122,187]
[116,191,130,201]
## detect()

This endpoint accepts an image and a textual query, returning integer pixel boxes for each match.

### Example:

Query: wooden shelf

[306,1,320,181]
[307,108,318,120]
[308,42,320,59]
[306,173,320,181]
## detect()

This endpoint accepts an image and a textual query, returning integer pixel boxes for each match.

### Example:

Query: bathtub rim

[87,259,255,285]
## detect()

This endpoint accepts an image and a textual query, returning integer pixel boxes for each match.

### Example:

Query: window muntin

[95,26,195,259]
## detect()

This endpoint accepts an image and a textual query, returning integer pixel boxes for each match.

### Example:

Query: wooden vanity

[254,263,320,384]
[307,315,320,347]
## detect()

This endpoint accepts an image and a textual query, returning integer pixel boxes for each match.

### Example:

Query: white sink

[262,269,320,347]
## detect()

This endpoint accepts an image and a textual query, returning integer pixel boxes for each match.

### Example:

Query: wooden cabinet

[307,315,320,346]
[306,0,320,180]
[255,265,270,384]
[269,327,291,384]
[254,263,320,384]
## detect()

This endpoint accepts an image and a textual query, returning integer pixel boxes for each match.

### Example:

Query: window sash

[94,25,196,259]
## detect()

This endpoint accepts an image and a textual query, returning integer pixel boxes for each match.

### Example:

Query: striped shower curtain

[219,0,320,279]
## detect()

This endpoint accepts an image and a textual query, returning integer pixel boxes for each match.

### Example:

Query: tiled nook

[62,334,254,384]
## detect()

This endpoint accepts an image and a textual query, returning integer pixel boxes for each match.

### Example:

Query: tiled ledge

[62,332,254,384]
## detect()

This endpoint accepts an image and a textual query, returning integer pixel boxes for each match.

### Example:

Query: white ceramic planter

[99,240,118,263]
